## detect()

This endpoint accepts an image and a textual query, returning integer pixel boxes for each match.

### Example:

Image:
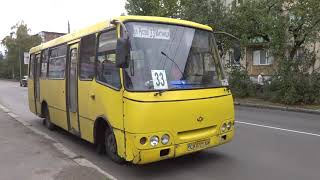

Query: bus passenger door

[66,43,80,135]
[28,54,36,113]
[34,53,41,115]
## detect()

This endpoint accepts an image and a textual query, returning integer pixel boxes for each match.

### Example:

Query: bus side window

[29,54,35,79]
[80,34,96,80]
[96,30,120,89]
[48,45,67,79]
[41,49,48,78]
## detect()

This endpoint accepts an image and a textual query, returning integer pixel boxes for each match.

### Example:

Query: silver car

[20,75,28,87]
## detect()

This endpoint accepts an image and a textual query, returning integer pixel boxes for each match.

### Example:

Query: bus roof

[30,16,213,54]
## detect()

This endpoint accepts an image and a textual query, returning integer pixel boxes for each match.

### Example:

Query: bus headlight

[161,134,170,145]
[227,122,232,130]
[150,136,159,147]
[221,123,227,132]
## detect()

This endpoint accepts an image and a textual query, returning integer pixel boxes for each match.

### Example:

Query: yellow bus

[28,16,235,164]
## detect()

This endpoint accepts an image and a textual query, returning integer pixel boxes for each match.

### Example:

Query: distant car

[20,75,28,87]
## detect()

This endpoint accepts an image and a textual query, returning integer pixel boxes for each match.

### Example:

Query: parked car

[20,75,28,87]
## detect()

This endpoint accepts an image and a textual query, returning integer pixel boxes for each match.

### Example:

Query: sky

[0,0,126,53]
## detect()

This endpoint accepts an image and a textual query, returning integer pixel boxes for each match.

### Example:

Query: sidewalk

[235,98,320,115]
[0,109,108,180]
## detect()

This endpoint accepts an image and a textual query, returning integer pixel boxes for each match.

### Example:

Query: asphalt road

[1,79,320,180]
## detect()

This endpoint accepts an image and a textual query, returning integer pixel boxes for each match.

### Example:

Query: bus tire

[105,129,125,164]
[43,107,55,131]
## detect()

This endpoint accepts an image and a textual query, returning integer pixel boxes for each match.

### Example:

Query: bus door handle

[90,93,95,100]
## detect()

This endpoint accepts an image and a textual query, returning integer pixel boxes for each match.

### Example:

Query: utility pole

[19,46,22,80]
[68,21,70,33]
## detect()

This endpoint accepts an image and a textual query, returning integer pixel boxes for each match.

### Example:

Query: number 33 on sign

[151,70,168,90]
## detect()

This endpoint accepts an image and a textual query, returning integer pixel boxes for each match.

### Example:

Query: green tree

[1,22,41,79]
[125,0,228,31]
[0,51,3,61]
[125,0,181,18]
[180,0,228,31]
[0,51,9,78]
[228,0,320,66]
[227,0,320,104]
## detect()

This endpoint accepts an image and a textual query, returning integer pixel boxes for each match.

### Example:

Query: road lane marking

[236,121,320,137]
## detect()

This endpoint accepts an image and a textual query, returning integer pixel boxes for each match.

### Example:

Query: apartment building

[36,31,66,43]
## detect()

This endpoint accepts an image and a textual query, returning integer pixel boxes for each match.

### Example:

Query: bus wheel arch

[94,116,124,163]
[94,117,109,154]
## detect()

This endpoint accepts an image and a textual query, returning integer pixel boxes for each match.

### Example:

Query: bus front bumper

[130,130,234,164]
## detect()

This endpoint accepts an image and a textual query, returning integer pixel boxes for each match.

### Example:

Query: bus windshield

[124,22,226,91]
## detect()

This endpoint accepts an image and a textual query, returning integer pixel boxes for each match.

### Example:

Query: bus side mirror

[116,38,130,68]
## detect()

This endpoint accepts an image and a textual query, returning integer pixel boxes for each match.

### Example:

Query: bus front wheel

[105,130,124,164]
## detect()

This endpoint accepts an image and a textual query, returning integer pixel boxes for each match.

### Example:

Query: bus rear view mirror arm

[214,31,241,63]
[111,19,131,68]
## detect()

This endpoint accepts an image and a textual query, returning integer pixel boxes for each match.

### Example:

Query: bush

[263,70,320,105]
[227,58,320,105]
[228,66,255,97]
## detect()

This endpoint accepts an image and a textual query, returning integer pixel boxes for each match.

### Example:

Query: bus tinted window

[41,49,48,78]
[48,45,67,79]
[80,34,96,80]
[29,54,35,78]
[96,30,120,89]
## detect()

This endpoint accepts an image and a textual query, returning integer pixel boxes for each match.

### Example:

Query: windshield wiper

[154,87,178,96]
[160,51,184,76]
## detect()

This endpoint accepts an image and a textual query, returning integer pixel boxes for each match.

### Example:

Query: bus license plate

[187,139,210,151]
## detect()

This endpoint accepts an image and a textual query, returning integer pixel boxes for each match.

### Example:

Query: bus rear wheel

[43,107,55,131]
[105,130,124,164]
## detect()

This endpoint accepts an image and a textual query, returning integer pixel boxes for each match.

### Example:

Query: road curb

[0,78,19,82]
[234,101,320,115]
[0,103,117,180]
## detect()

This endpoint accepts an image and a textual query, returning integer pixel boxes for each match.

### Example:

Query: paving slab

[0,110,108,180]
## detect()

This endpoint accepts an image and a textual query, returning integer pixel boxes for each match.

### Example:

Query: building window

[295,48,305,61]
[48,45,67,79]
[253,50,273,65]
[96,30,120,89]
[41,49,48,78]
[80,34,96,80]
[228,49,240,65]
